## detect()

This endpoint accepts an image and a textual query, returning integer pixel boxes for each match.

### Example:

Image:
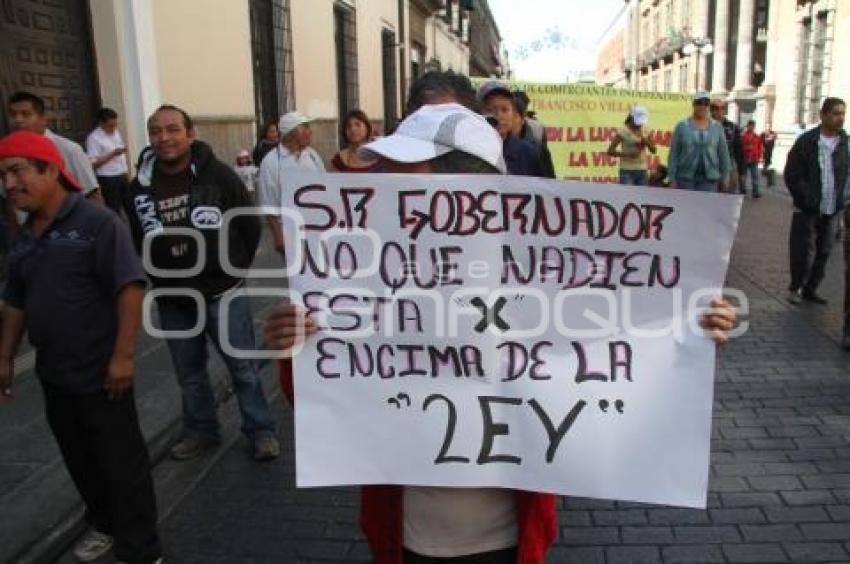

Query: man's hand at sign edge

[263,303,318,353]
[700,297,737,347]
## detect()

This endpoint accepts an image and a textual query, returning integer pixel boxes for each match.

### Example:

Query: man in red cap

[0,131,162,563]
[3,91,104,237]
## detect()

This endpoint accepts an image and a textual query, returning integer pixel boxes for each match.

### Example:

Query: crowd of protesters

[21,65,850,562]
[663,93,850,349]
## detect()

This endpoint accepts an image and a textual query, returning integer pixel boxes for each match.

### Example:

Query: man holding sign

[264,99,738,564]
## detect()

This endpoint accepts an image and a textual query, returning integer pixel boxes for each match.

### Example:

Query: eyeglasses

[693,100,710,106]
[709,104,724,110]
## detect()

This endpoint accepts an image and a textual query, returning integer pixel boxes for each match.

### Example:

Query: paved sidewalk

[733,181,847,342]
[147,191,850,563]
[0,236,282,564]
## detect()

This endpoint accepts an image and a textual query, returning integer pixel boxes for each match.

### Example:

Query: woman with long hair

[332,109,378,172]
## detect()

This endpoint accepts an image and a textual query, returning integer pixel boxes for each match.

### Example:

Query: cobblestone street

[145,189,850,563]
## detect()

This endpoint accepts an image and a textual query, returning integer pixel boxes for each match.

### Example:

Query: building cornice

[410,0,445,16]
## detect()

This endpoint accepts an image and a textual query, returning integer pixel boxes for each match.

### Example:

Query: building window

[275,0,296,113]
[665,2,673,34]
[444,0,454,25]
[249,0,295,130]
[808,11,828,123]
[651,74,658,91]
[796,16,812,125]
[664,68,672,92]
[451,1,461,34]
[410,43,425,80]
[725,0,739,91]
[381,29,399,133]
[679,61,689,92]
[334,2,359,127]
[753,0,770,87]
[680,0,691,29]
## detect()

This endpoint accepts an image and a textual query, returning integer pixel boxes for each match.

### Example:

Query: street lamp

[682,39,713,91]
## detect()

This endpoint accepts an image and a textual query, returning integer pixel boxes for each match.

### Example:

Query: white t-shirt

[257,145,326,210]
[403,487,517,557]
[45,129,99,193]
[818,134,841,215]
[86,126,128,176]
[819,134,840,153]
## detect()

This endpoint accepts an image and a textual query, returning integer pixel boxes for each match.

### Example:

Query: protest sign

[281,173,741,508]
[471,80,691,181]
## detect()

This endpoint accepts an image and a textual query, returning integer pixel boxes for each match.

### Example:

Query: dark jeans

[42,385,161,564]
[763,168,777,187]
[404,547,517,563]
[741,163,760,195]
[158,292,275,440]
[619,169,647,186]
[97,174,129,214]
[789,211,837,294]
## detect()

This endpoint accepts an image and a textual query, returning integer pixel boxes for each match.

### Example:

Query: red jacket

[277,359,559,563]
[741,129,763,164]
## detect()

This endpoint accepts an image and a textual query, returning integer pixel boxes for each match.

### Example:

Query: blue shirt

[4,193,145,394]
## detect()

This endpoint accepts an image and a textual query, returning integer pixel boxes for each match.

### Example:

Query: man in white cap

[263,100,738,563]
[257,111,325,255]
[358,102,507,174]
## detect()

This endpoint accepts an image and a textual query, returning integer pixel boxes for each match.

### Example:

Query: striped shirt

[818,134,840,215]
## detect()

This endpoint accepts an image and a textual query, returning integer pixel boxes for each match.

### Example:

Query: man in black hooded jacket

[126,104,279,461]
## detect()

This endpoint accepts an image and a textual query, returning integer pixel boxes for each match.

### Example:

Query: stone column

[623,1,633,87]
[711,0,729,93]
[98,0,161,166]
[733,0,756,92]
[695,0,711,91]
[759,0,781,128]
[762,0,780,88]
[629,1,640,89]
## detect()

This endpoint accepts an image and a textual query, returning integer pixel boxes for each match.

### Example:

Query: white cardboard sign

[281,173,741,509]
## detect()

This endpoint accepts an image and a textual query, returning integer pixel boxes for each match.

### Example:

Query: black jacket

[126,140,261,297]
[720,118,745,172]
[784,126,849,215]
[504,135,545,177]
[520,119,556,178]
